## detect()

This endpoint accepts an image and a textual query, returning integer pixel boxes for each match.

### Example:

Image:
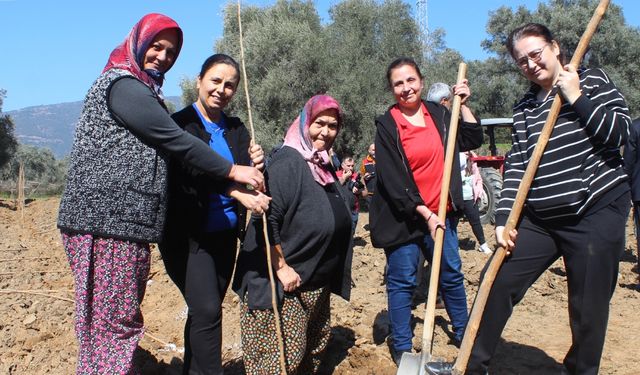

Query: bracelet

[426,212,435,222]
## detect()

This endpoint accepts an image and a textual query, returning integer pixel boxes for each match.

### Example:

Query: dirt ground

[0,197,638,374]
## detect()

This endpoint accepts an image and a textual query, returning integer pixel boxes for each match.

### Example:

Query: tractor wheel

[478,167,503,225]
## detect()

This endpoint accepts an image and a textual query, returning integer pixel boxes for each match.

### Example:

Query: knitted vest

[57,69,169,243]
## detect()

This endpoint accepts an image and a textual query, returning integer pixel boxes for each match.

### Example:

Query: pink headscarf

[283,95,343,186]
[102,13,183,95]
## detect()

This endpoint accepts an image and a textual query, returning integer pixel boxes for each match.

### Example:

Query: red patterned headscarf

[103,13,183,95]
[283,95,343,186]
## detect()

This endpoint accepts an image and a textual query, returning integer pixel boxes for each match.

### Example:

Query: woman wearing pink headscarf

[57,14,264,374]
[234,95,354,374]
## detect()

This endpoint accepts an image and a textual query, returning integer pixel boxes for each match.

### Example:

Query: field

[1,198,639,374]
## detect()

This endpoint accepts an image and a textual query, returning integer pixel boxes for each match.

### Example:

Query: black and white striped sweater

[495,68,631,226]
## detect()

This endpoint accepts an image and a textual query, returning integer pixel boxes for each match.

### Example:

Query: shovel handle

[451,1,610,373]
[421,63,467,367]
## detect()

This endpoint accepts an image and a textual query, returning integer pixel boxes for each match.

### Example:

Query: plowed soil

[1,198,638,374]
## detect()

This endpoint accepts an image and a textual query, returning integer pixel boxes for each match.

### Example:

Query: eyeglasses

[515,44,548,68]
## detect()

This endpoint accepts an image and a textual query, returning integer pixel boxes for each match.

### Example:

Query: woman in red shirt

[369,57,483,365]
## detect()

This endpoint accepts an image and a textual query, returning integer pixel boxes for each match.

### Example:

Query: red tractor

[471,118,513,224]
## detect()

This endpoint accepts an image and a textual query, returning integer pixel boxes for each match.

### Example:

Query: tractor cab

[471,118,513,224]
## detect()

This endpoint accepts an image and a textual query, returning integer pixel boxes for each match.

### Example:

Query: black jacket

[624,118,640,202]
[163,105,251,246]
[370,100,483,249]
[233,146,353,309]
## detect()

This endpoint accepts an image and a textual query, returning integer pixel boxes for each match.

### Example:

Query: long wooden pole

[237,2,287,374]
[17,162,25,221]
[420,63,467,369]
[451,1,611,373]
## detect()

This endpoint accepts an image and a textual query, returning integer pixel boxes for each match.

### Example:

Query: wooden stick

[451,1,611,373]
[237,2,287,374]
[421,63,467,368]
[0,289,74,303]
[0,256,53,262]
[143,331,172,347]
[17,162,25,221]
[262,213,288,374]
[1,288,177,351]
[237,0,256,144]
[0,270,66,276]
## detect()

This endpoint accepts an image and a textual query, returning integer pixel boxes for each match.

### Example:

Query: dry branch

[0,289,74,302]
[0,256,54,262]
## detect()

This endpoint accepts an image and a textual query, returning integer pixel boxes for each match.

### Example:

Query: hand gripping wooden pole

[420,62,467,368]
[450,1,610,374]
[237,2,287,374]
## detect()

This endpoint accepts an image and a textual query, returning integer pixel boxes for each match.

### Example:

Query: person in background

[426,82,453,109]
[623,117,640,285]
[464,23,631,375]
[427,83,490,253]
[360,143,377,206]
[459,151,492,254]
[337,156,367,235]
[370,57,483,365]
[57,14,264,375]
[159,54,271,375]
[234,95,353,374]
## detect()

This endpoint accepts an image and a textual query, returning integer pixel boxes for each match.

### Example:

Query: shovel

[397,62,468,375]
[424,1,611,374]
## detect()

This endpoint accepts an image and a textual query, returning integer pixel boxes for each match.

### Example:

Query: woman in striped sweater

[466,23,632,375]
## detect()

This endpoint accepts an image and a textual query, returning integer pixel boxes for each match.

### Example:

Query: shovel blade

[396,352,421,375]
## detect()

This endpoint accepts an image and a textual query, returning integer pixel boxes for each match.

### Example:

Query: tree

[322,0,422,158]
[180,77,198,108]
[210,0,422,158]
[0,144,68,195]
[475,0,640,118]
[0,89,18,170]
[214,0,326,151]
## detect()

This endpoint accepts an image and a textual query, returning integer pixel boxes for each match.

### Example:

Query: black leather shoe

[425,361,454,375]
[451,336,462,348]
[390,348,410,366]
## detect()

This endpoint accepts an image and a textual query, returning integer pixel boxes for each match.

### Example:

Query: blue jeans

[384,216,469,351]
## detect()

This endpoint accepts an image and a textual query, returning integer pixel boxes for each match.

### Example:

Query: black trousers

[461,199,486,244]
[160,229,237,375]
[467,193,629,375]
[633,202,640,271]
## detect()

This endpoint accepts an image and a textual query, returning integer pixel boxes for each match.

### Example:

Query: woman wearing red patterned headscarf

[233,95,354,374]
[57,14,264,374]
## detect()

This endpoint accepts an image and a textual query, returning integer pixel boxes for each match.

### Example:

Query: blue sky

[1,0,639,111]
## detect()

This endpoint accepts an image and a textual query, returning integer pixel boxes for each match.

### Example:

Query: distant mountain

[6,96,182,158]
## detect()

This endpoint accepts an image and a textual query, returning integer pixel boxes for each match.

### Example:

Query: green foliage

[165,100,177,114]
[180,0,640,160]
[322,0,422,157]
[0,89,18,170]
[0,144,68,196]
[215,0,326,152]
[180,76,198,107]
[476,0,640,118]
[212,0,421,158]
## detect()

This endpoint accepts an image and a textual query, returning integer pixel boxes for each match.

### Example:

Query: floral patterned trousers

[62,231,150,375]
[240,286,332,375]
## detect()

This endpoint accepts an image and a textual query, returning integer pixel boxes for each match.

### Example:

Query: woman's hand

[276,264,302,293]
[416,205,445,239]
[249,144,265,171]
[452,79,471,105]
[227,184,271,215]
[495,226,518,256]
[556,65,581,105]
[227,164,264,191]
